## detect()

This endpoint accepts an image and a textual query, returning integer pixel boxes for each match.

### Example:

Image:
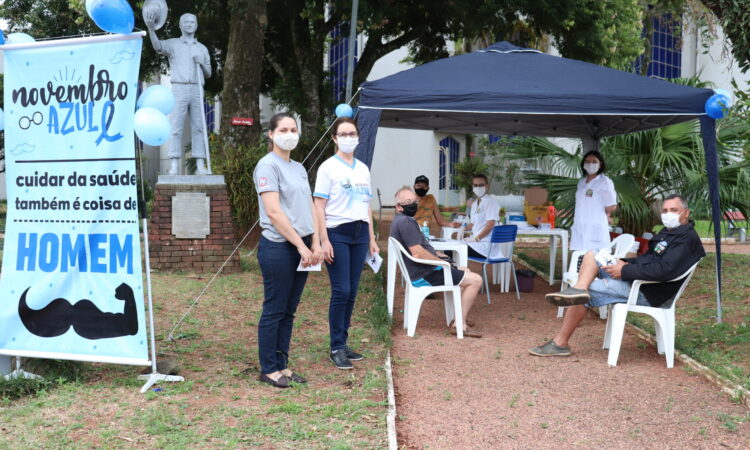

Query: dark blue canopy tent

[355,41,724,320]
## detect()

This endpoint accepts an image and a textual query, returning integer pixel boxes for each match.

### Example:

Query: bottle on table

[547,204,556,229]
[421,221,430,240]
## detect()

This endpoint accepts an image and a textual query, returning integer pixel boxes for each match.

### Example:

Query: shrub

[211,138,268,236]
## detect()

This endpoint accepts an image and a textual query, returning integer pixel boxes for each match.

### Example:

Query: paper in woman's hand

[366,253,383,273]
[297,261,322,271]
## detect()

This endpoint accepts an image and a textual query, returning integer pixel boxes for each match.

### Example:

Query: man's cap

[414,175,429,185]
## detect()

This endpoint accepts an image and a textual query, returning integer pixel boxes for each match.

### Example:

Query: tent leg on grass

[700,116,723,323]
[136,217,185,393]
[2,357,43,381]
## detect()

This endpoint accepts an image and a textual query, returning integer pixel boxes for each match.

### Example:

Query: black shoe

[287,372,308,384]
[330,350,353,370]
[344,345,364,361]
[259,373,290,388]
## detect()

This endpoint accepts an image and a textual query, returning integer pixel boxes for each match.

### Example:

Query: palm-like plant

[496,117,750,236]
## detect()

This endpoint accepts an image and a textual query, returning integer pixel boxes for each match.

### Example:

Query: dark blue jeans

[257,235,310,374]
[326,220,371,351]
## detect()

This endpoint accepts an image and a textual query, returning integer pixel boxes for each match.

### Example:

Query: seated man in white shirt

[464,174,503,260]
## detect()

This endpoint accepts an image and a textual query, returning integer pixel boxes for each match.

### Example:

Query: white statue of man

[144,12,212,175]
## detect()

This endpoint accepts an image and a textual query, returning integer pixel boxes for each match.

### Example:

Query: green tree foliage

[475,136,526,195]
[1,1,230,95]
[452,156,490,200]
[700,0,750,72]
[211,139,268,234]
[263,0,646,139]
[1,0,96,37]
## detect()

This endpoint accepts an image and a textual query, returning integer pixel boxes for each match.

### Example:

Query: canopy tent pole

[356,108,382,168]
[345,0,359,101]
[700,116,722,323]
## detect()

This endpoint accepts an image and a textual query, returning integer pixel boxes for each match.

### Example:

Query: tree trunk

[220,0,267,146]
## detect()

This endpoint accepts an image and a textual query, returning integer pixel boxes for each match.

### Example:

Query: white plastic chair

[557,234,636,319]
[603,259,701,368]
[388,237,464,338]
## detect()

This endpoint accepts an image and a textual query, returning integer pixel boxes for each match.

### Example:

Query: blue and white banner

[0,34,148,365]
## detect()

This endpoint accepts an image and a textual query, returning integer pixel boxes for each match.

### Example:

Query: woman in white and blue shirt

[313,117,379,370]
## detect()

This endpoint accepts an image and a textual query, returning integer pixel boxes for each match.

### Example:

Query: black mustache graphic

[18,283,138,340]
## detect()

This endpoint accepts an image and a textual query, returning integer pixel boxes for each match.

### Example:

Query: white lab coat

[570,174,617,251]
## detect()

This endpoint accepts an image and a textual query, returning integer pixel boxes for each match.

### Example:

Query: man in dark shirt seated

[530,194,705,356]
[390,187,483,337]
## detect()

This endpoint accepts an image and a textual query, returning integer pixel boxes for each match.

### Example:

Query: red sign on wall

[231,117,254,126]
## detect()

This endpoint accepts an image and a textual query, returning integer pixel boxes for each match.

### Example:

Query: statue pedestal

[148,175,241,273]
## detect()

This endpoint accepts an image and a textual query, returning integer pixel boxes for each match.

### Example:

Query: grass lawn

[0,255,391,448]
[655,219,747,239]
[515,243,750,391]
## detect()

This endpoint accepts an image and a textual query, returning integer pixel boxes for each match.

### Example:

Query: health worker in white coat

[570,150,617,251]
[464,174,504,260]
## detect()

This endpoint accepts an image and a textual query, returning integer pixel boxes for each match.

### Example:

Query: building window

[329,23,358,103]
[439,137,460,190]
[634,13,681,79]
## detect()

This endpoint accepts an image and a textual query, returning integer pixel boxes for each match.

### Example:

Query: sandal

[449,325,482,338]
[448,319,476,328]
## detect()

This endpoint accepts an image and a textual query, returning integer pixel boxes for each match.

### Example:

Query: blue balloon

[705,94,730,119]
[335,103,354,118]
[90,0,135,34]
[137,85,175,115]
[0,33,5,45]
[134,107,171,146]
[6,33,36,44]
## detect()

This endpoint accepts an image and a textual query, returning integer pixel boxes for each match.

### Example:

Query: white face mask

[661,212,681,229]
[337,137,359,154]
[584,162,600,175]
[472,186,486,198]
[272,132,299,151]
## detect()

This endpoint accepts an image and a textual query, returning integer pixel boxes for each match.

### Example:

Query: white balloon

[713,89,734,107]
[134,107,171,146]
[6,33,36,44]
[85,0,101,16]
[137,85,175,115]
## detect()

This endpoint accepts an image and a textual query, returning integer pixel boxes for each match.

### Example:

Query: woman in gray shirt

[253,112,323,388]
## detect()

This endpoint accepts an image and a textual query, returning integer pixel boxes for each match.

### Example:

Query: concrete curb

[515,255,750,409]
[385,351,398,450]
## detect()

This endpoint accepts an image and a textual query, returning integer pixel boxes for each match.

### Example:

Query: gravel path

[391,269,750,448]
